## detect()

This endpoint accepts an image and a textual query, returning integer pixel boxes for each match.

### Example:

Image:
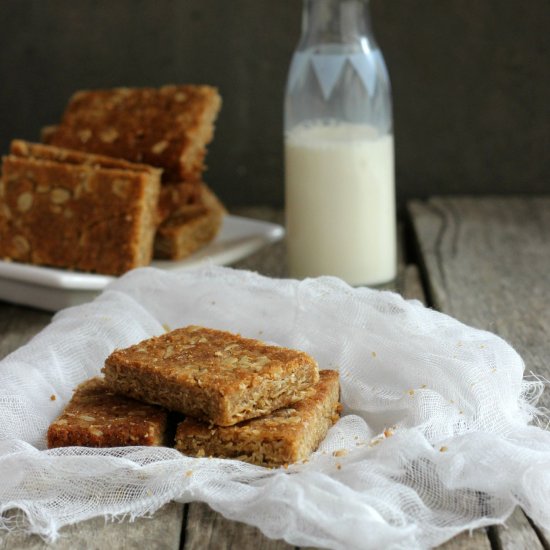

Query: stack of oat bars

[48,326,341,467]
[0,85,225,275]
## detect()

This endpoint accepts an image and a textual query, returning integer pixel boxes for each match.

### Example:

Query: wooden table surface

[0,196,549,549]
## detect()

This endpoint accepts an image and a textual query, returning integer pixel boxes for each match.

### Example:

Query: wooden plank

[0,503,183,550]
[0,303,52,357]
[401,264,427,302]
[408,196,550,410]
[530,521,550,550]
[491,507,545,550]
[183,502,293,550]
[439,529,491,550]
[409,196,550,549]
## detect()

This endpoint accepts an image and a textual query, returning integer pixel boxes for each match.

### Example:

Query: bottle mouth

[301,0,373,49]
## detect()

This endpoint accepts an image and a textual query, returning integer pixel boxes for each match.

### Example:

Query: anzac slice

[45,85,222,182]
[175,370,341,467]
[154,183,225,260]
[103,326,320,426]
[0,146,160,275]
[156,181,205,225]
[10,139,160,176]
[47,378,167,448]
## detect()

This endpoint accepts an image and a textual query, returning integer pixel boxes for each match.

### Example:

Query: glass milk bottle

[284,0,396,286]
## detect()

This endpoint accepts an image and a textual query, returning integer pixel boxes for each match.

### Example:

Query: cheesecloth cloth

[0,266,549,549]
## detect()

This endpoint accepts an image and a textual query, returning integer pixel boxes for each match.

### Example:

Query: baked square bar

[0,144,160,275]
[154,183,225,260]
[157,181,204,224]
[10,139,160,176]
[45,85,221,182]
[103,326,320,426]
[47,378,167,448]
[174,370,340,467]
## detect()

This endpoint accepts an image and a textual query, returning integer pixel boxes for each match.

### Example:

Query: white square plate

[0,215,284,312]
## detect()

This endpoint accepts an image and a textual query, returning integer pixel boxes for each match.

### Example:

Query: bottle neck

[300,0,373,50]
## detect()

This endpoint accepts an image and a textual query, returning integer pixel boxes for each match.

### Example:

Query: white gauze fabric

[0,266,549,549]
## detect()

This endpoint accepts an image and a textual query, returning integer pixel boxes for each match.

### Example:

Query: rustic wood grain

[401,264,426,302]
[408,196,550,409]
[183,502,294,550]
[439,529,491,550]
[0,503,183,550]
[491,507,545,550]
[409,196,550,550]
[530,521,550,550]
[0,303,51,358]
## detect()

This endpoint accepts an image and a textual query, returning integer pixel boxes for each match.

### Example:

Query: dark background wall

[0,0,548,209]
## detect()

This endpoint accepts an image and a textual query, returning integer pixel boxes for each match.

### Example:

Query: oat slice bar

[46,85,221,182]
[154,183,225,259]
[11,139,161,176]
[103,326,320,426]
[47,378,167,448]
[0,154,160,275]
[175,370,341,467]
[157,181,204,224]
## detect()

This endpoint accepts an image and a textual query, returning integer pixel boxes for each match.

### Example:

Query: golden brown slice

[154,183,225,260]
[157,181,204,224]
[16,140,209,227]
[11,139,160,176]
[103,326,320,426]
[175,370,341,467]
[0,149,160,275]
[47,378,167,448]
[45,85,221,182]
